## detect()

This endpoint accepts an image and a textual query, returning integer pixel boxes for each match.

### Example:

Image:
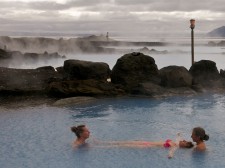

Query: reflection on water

[0,94,225,168]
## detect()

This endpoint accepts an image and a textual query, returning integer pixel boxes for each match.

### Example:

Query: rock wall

[1,52,225,98]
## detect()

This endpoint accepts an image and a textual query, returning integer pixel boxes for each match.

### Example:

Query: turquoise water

[0,94,225,168]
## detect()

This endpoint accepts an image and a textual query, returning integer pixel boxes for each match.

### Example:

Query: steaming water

[1,93,225,168]
[65,43,225,70]
[151,45,225,70]
[12,45,225,70]
[6,37,225,71]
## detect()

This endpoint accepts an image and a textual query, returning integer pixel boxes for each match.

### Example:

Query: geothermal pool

[0,93,225,168]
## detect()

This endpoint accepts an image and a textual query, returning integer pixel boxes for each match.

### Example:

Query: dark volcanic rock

[220,69,225,78]
[47,79,125,97]
[1,52,225,100]
[36,66,55,71]
[0,67,62,94]
[131,82,165,96]
[111,52,160,92]
[159,66,192,88]
[0,49,10,59]
[56,66,64,74]
[63,59,111,80]
[189,60,225,89]
[189,60,220,80]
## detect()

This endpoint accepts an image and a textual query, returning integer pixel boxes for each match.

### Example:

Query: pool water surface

[0,94,225,168]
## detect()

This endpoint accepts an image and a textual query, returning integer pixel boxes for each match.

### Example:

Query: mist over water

[152,44,225,70]
[7,57,65,69]
[2,35,225,71]
[6,47,225,71]
[66,46,225,71]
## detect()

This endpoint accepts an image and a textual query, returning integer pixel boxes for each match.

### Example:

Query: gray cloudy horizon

[0,0,225,38]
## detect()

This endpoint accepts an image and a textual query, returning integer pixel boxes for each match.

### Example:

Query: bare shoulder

[195,143,206,151]
[72,142,78,148]
[72,140,81,148]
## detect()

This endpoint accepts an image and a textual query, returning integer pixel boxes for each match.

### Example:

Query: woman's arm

[168,144,178,158]
[168,134,181,158]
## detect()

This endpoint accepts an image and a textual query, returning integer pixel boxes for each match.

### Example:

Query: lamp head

[190,19,195,29]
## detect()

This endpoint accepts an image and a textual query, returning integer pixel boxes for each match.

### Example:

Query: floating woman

[70,125,193,158]
[98,133,194,158]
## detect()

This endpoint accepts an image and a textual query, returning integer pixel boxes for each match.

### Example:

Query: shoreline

[0,95,57,109]
[1,90,225,109]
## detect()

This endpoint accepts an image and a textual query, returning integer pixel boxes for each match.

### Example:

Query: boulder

[159,66,192,88]
[63,59,111,80]
[0,49,10,59]
[111,52,160,92]
[220,69,225,78]
[0,67,62,94]
[189,60,220,80]
[36,66,55,71]
[189,60,223,88]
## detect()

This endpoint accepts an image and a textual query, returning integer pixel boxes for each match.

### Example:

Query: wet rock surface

[111,52,160,92]
[63,59,111,80]
[0,66,62,93]
[159,66,193,88]
[189,60,225,89]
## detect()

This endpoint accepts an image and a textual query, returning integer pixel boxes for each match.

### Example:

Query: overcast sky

[0,0,225,38]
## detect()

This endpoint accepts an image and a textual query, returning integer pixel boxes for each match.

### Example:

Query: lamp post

[190,19,195,65]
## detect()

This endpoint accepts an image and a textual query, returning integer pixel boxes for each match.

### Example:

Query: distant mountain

[207,26,225,37]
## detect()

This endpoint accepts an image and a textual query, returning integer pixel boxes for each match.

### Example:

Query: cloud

[0,0,225,36]
[113,0,225,12]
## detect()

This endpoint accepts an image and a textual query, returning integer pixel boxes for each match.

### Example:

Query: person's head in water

[71,125,90,140]
[191,127,209,143]
[179,140,194,148]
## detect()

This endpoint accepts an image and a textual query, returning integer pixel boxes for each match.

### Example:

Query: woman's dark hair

[71,125,85,138]
[193,127,209,141]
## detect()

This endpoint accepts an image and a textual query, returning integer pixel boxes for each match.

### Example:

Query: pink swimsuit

[163,139,172,148]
